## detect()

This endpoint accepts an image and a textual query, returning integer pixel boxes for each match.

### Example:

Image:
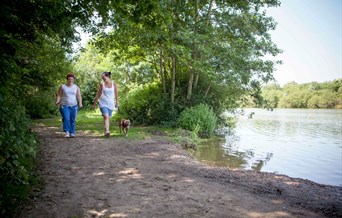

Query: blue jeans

[60,105,78,134]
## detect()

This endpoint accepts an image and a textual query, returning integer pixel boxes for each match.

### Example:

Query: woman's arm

[114,83,119,108]
[55,86,62,105]
[77,86,83,108]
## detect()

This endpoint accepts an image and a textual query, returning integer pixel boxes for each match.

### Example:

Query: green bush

[178,104,217,138]
[24,90,58,119]
[0,95,38,216]
[80,80,99,109]
[119,83,180,125]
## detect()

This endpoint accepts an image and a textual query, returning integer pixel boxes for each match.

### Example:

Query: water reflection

[194,109,342,186]
[195,135,274,172]
[226,129,274,172]
[194,138,247,168]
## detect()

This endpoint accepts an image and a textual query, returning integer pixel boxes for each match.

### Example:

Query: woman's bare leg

[103,114,110,134]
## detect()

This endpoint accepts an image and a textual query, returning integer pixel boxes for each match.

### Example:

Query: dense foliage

[118,82,177,125]
[259,80,342,109]
[0,97,38,215]
[178,104,217,138]
[0,0,99,215]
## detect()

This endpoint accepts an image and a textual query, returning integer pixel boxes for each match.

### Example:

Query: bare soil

[18,124,342,218]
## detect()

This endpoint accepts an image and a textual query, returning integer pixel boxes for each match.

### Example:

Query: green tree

[89,0,282,123]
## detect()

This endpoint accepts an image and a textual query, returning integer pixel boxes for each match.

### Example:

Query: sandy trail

[18,124,341,218]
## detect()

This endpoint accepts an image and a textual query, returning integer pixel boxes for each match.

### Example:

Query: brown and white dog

[119,119,131,136]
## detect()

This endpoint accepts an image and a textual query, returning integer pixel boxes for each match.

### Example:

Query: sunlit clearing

[85,109,102,118]
[166,174,178,179]
[274,175,286,180]
[166,174,194,183]
[285,181,300,185]
[90,138,104,141]
[88,209,108,217]
[178,178,194,183]
[247,211,291,217]
[147,152,161,157]
[81,130,97,134]
[118,168,142,179]
[271,199,284,205]
[109,212,128,217]
[93,171,105,176]
[170,154,187,159]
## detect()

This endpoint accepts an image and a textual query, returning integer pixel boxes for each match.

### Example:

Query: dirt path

[19,124,341,218]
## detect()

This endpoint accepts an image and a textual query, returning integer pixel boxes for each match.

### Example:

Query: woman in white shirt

[55,73,83,138]
[93,72,119,137]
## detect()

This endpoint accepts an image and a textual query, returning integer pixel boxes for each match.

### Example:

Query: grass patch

[33,109,202,145]
[33,109,150,139]
[35,109,200,144]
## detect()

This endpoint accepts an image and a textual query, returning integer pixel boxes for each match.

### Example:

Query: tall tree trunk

[194,71,199,89]
[171,53,176,107]
[206,0,214,26]
[187,70,194,100]
[193,0,213,91]
[187,0,199,100]
[163,62,168,83]
[160,47,166,95]
[126,61,130,85]
[193,0,214,92]
[204,82,211,98]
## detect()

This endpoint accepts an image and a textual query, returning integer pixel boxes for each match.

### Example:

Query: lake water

[194,109,342,187]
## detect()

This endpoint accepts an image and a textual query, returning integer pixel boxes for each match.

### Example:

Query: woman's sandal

[105,132,110,138]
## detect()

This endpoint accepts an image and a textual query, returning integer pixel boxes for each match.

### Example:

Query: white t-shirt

[60,84,78,106]
[99,82,115,110]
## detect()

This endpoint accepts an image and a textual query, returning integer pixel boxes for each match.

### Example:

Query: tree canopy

[75,0,282,123]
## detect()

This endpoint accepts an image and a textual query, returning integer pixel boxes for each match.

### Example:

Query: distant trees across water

[250,80,342,109]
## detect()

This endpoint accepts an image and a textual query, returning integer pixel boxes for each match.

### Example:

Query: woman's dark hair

[102,72,111,78]
[66,73,75,79]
